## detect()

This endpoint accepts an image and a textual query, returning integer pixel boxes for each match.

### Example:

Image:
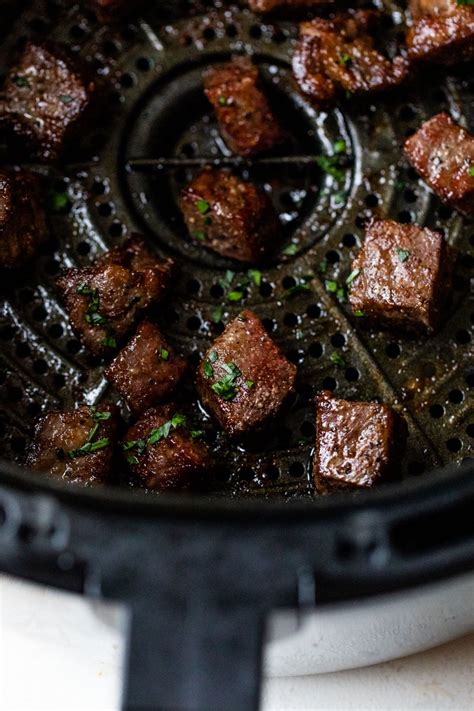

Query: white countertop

[1,575,473,711]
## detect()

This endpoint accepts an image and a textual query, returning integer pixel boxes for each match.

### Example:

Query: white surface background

[1,575,473,711]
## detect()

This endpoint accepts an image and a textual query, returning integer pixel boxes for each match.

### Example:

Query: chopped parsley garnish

[159,347,170,361]
[245,380,255,389]
[325,279,347,303]
[469,166,474,177]
[316,155,346,183]
[354,309,365,317]
[196,199,210,215]
[49,190,69,212]
[346,268,360,286]
[396,248,410,263]
[333,190,347,205]
[211,362,241,401]
[60,95,74,104]
[190,430,205,439]
[68,407,111,459]
[248,269,262,287]
[12,75,30,88]
[194,231,206,241]
[457,0,474,5]
[339,52,352,66]
[330,352,346,368]
[147,413,187,445]
[212,305,224,323]
[76,283,116,348]
[209,350,218,363]
[203,361,214,379]
[228,289,244,302]
[284,283,311,299]
[325,279,338,294]
[282,243,298,256]
[319,258,328,274]
[218,95,228,106]
[334,140,347,154]
[91,409,112,422]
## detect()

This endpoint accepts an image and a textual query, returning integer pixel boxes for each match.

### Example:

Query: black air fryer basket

[0,1,472,710]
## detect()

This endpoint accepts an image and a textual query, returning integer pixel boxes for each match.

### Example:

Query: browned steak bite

[0,170,48,269]
[180,170,280,262]
[348,218,451,333]
[0,42,94,162]
[313,391,404,493]
[57,236,175,358]
[26,404,119,485]
[407,1,474,65]
[196,310,297,437]
[293,11,409,105]
[105,321,187,415]
[204,56,284,157]
[404,113,474,216]
[123,406,213,491]
[249,0,335,11]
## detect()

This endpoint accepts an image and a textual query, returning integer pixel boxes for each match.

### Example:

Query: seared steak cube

[26,404,119,485]
[0,42,94,162]
[196,310,297,437]
[204,56,284,157]
[123,406,213,491]
[0,170,48,269]
[180,170,281,263]
[407,1,474,65]
[57,236,175,358]
[105,321,187,415]
[404,113,474,216]
[293,12,409,104]
[349,218,450,333]
[249,0,334,10]
[314,391,404,493]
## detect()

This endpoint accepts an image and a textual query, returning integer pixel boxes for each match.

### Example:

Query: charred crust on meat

[313,391,407,493]
[0,170,48,269]
[105,321,188,416]
[0,42,95,162]
[196,310,297,437]
[204,56,285,157]
[180,169,281,263]
[407,1,474,65]
[348,217,452,333]
[26,404,119,485]
[56,236,176,358]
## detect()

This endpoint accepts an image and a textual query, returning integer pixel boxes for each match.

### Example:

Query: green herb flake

[211,362,241,401]
[245,380,255,389]
[282,243,298,256]
[68,437,110,459]
[339,52,352,66]
[50,191,69,212]
[227,290,244,302]
[102,335,117,349]
[147,413,187,446]
[334,139,347,154]
[248,269,262,287]
[346,268,360,286]
[60,95,74,104]
[190,430,205,439]
[212,306,224,324]
[354,309,365,317]
[196,199,210,215]
[13,75,30,88]
[396,248,410,263]
[159,347,170,361]
[203,361,214,379]
[127,454,139,465]
[325,279,338,294]
[469,166,474,177]
[91,409,112,422]
[218,95,228,106]
[319,258,328,274]
[194,231,206,241]
[316,155,345,183]
[209,350,218,363]
[330,352,346,368]
[457,0,474,5]
[336,286,347,303]
[284,283,311,299]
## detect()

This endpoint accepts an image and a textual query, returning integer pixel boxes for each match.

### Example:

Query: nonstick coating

[0,0,472,501]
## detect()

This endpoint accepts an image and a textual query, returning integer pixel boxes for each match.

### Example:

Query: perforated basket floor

[0,0,472,499]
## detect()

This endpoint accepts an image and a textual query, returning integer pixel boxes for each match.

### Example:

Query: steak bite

[105,321,187,415]
[0,42,94,162]
[204,56,284,157]
[57,236,175,358]
[180,170,281,262]
[26,404,119,486]
[123,406,213,491]
[404,113,474,216]
[313,391,404,493]
[0,170,48,269]
[407,1,474,65]
[249,0,335,10]
[293,12,409,105]
[349,218,450,333]
[196,310,297,437]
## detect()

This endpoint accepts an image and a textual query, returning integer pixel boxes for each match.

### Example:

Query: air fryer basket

[0,1,472,710]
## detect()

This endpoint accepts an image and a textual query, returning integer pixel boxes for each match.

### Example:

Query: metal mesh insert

[0,0,472,498]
